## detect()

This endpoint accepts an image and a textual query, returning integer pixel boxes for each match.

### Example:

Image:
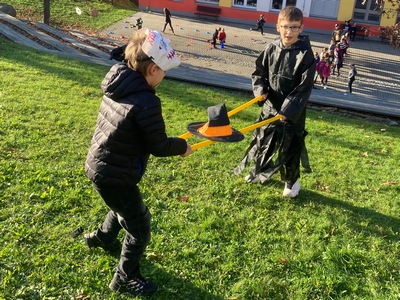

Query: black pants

[348,78,355,93]
[93,184,151,281]
[212,37,217,48]
[251,25,264,34]
[163,20,174,33]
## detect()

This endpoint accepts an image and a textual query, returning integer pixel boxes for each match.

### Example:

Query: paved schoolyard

[101,11,400,118]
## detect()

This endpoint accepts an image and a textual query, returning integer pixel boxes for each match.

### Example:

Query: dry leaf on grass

[316,180,329,191]
[330,227,336,235]
[279,257,288,264]
[381,180,399,186]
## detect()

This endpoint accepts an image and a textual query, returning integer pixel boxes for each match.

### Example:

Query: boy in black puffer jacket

[84,28,192,297]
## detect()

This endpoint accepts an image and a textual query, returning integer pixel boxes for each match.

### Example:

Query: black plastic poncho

[234,35,316,186]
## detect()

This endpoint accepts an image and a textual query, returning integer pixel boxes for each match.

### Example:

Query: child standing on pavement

[209,27,220,48]
[218,27,227,45]
[321,60,331,88]
[84,28,192,297]
[346,63,357,94]
[313,51,321,85]
[315,57,325,85]
[332,43,343,76]
[234,6,316,198]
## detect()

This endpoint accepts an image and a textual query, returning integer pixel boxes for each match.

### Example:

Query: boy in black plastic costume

[234,6,315,198]
[84,28,192,297]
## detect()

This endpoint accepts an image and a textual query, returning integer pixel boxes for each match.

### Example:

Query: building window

[233,0,257,8]
[271,0,297,10]
[197,0,219,4]
[353,0,380,24]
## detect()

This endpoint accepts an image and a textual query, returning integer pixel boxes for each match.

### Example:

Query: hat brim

[187,122,244,142]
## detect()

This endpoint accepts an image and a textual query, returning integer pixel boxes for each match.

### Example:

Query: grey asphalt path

[102,11,400,118]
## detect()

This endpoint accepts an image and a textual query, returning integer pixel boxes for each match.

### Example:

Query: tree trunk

[44,0,50,24]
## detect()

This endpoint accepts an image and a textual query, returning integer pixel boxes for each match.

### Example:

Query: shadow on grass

[139,262,225,300]
[296,190,400,242]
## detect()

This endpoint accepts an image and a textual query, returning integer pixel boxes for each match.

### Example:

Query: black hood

[101,63,152,101]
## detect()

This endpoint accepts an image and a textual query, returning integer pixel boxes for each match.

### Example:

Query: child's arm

[136,97,189,157]
[252,49,270,103]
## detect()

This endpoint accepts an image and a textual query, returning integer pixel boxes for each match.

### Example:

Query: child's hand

[259,93,268,101]
[181,144,193,157]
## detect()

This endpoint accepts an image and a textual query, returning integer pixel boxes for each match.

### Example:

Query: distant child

[346,63,357,94]
[313,51,321,85]
[321,60,331,88]
[250,14,266,35]
[327,49,334,65]
[234,6,316,198]
[339,36,348,56]
[332,43,343,76]
[136,17,143,30]
[315,58,325,85]
[328,39,335,52]
[332,23,343,43]
[218,27,227,44]
[208,27,221,49]
[162,7,174,34]
[314,51,320,64]
[343,32,351,51]
[320,46,328,58]
[84,28,192,297]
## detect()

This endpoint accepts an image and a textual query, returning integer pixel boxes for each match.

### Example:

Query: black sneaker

[109,273,158,297]
[84,232,121,253]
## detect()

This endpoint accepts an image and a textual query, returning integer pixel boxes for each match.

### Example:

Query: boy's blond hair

[124,28,155,75]
[278,6,303,24]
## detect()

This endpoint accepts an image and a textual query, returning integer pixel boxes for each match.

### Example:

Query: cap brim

[186,122,244,142]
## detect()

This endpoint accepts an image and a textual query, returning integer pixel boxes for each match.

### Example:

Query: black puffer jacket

[85,63,187,187]
[252,35,316,125]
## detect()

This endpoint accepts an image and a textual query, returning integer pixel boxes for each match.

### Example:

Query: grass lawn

[1,37,400,300]
[1,2,400,299]
[5,0,136,33]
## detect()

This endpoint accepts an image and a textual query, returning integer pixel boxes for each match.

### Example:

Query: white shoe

[244,175,252,182]
[283,179,301,198]
[323,86,327,89]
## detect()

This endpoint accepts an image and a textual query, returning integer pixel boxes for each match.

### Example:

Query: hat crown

[186,103,244,142]
[208,104,230,127]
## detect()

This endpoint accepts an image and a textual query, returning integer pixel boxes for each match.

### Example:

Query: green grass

[6,0,136,32]
[1,37,400,300]
[1,5,400,298]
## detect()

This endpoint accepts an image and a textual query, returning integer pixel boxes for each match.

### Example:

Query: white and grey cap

[141,29,180,71]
